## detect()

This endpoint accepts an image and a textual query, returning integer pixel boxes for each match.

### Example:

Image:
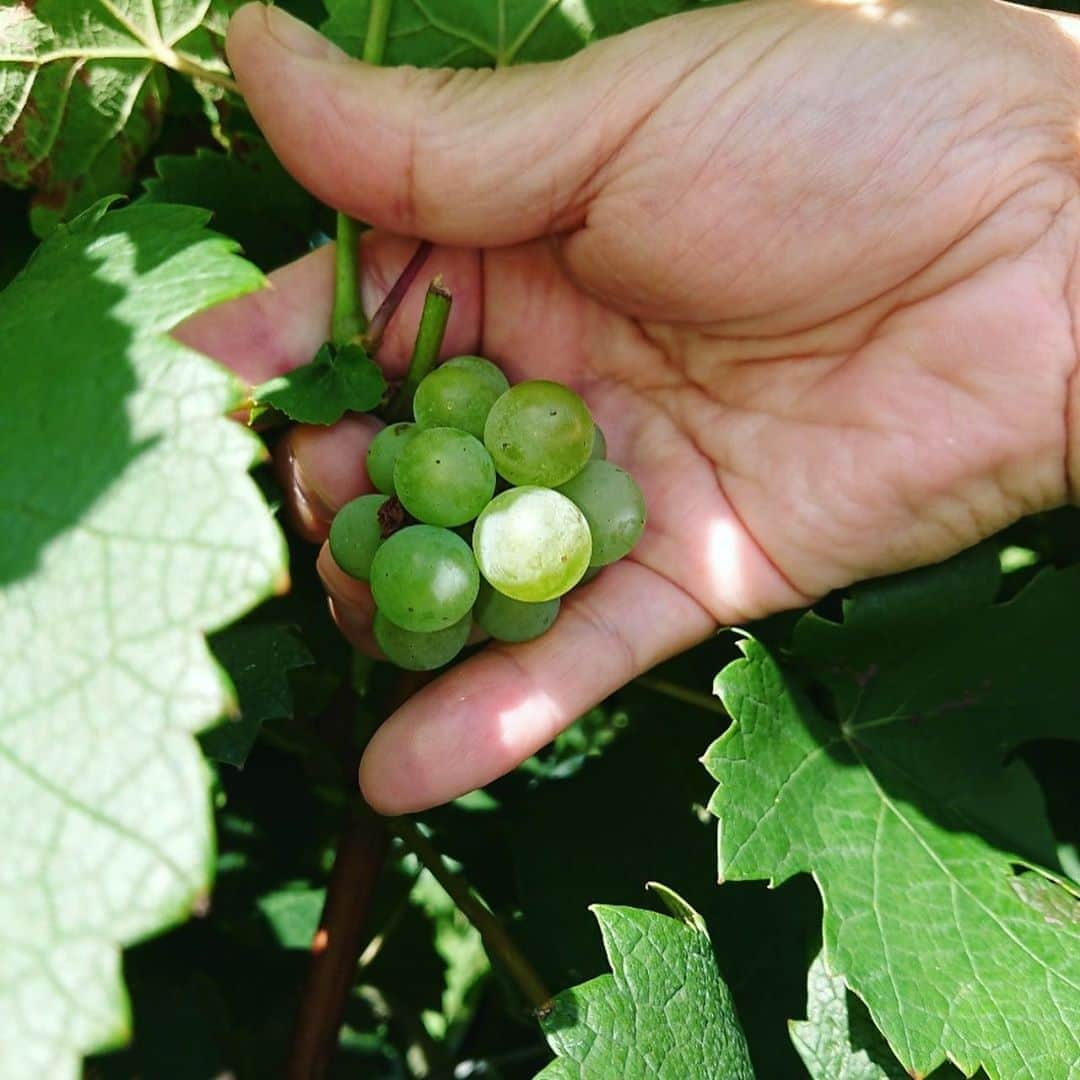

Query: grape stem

[387,816,553,1012]
[386,277,453,421]
[634,675,728,716]
[328,0,393,348]
[331,214,365,347]
[363,240,434,355]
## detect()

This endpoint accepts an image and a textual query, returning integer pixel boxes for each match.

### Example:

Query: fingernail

[277,437,336,538]
[264,5,346,61]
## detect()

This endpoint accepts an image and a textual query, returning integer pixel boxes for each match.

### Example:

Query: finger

[175,235,482,388]
[357,562,716,813]
[224,4,689,245]
[276,415,384,542]
[317,543,380,655]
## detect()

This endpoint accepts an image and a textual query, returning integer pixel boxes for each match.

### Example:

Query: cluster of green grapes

[328,356,646,670]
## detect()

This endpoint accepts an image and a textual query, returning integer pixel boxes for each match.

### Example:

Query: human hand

[180,0,1080,813]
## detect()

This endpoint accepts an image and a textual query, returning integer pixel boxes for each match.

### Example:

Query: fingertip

[358,751,406,815]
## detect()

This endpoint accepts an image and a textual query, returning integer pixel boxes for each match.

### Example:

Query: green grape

[484,380,594,487]
[366,422,417,494]
[580,565,604,585]
[590,425,607,460]
[414,356,509,439]
[446,355,510,395]
[328,493,389,580]
[374,610,471,671]
[370,525,479,632]
[394,427,496,526]
[557,460,646,566]
[473,487,592,602]
[474,580,559,643]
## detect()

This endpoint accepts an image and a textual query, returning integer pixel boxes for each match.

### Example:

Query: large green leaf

[705,550,1080,1080]
[0,0,237,235]
[322,0,734,67]
[0,200,283,1077]
[536,893,754,1079]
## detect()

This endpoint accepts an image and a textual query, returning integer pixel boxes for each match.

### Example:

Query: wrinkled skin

[180,0,1080,812]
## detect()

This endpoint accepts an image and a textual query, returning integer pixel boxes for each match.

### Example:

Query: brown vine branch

[287,672,432,1078]
[287,805,389,1080]
[387,816,552,1012]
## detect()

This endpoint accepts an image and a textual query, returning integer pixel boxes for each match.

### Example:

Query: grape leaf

[322,0,734,67]
[0,200,283,1077]
[0,0,237,235]
[536,894,755,1079]
[790,950,913,1080]
[705,550,1080,1080]
[141,138,320,271]
[252,341,387,425]
[201,624,312,768]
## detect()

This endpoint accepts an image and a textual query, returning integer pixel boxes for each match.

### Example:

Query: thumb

[226,4,671,246]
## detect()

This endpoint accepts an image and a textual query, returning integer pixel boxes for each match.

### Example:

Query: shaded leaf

[0,200,282,1076]
[202,624,313,768]
[141,137,319,270]
[252,341,387,425]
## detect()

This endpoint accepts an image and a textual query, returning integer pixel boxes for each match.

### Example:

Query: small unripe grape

[370,525,479,632]
[366,422,417,494]
[394,427,496,527]
[474,581,559,643]
[473,487,592,602]
[557,460,646,566]
[414,356,510,439]
[374,610,471,670]
[328,494,389,580]
[484,380,594,487]
[590,426,607,461]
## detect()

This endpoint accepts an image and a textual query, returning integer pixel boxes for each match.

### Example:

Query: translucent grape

[590,425,607,460]
[394,427,496,526]
[483,381,594,487]
[557,460,646,566]
[328,493,388,581]
[366,422,417,494]
[370,525,479,632]
[414,356,509,439]
[473,487,591,602]
[374,610,471,671]
[474,581,559,643]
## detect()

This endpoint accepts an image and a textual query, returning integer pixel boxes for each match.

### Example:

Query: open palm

[182,0,1080,811]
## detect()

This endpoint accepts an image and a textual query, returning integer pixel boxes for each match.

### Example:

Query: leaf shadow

[0,218,170,589]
